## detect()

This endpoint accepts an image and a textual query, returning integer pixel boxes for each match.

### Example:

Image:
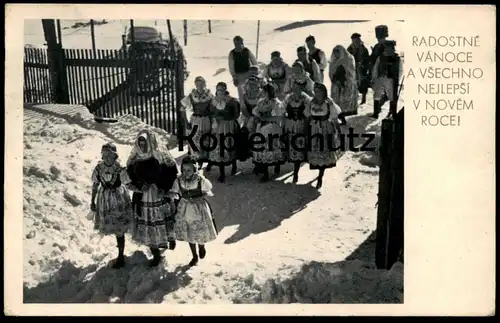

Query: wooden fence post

[90,19,96,54]
[129,20,135,44]
[42,19,69,104]
[256,20,261,61]
[183,20,188,46]
[375,117,394,269]
[56,20,63,46]
[208,20,212,33]
[386,108,405,268]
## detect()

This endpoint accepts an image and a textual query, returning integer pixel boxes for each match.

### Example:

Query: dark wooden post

[208,20,212,33]
[56,20,63,46]
[129,20,135,44]
[183,20,187,46]
[375,117,394,269]
[386,107,405,268]
[90,19,96,54]
[42,19,69,104]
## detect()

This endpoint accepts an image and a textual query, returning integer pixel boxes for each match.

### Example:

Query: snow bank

[257,260,403,304]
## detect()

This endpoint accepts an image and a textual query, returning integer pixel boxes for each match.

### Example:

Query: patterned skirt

[189,115,212,162]
[252,121,286,166]
[284,118,307,163]
[94,186,133,236]
[174,197,217,244]
[331,81,359,116]
[209,120,240,166]
[307,119,343,170]
[131,185,175,248]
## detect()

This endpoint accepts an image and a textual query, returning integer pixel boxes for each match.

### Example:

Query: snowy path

[22,99,403,304]
[23,19,404,304]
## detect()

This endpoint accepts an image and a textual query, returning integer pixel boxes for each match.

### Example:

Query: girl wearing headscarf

[282,81,313,183]
[329,45,359,122]
[238,74,265,166]
[125,129,179,267]
[90,142,133,269]
[252,83,287,182]
[208,82,241,183]
[261,51,291,100]
[305,83,343,189]
[180,76,215,170]
[170,156,218,267]
[283,61,315,97]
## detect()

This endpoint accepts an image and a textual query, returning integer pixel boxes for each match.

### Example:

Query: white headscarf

[329,45,357,81]
[127,128,175,167]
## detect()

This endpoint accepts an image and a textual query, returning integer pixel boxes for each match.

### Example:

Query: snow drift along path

[23,20,404,304]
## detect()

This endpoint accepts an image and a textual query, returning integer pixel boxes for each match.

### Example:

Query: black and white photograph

[22,17,405,304]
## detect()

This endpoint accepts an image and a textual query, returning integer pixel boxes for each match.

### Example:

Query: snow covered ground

[23,20,404,304]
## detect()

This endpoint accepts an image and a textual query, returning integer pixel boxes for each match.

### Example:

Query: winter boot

[199,245,206,259]
[148,247,162,267]
[371,100,381,119]
[361,92,367,105]
[217,165,225,183]
[231,160,238,175]
[169,240,176,250]
[113,235,125,269]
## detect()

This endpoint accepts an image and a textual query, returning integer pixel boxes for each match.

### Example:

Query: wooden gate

[23,43,186,135]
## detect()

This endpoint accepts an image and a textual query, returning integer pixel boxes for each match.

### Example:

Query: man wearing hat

[370,25,389,67]
[305,35,327,83]
[370,40,402,118]
[369,25,390,108]
[228,35,258,103]
[347,33,371,105]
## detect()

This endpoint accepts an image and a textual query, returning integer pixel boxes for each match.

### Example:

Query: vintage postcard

[4,4,495,316]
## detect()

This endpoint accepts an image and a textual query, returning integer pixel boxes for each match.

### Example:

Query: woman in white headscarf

[125,129,179,267]
[329,45,359,121]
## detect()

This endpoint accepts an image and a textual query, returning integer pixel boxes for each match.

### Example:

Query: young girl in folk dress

[90,143,134,269]
[305,83,344,189]
[239,75,265,165]
[208,82,241,183]
[282,81,313,183]
[283,61,315,97]
[252,83,287,182]
[125,129,179,267]
[180,76,215,170]
[329,45,358,123]
[171,156,218,267]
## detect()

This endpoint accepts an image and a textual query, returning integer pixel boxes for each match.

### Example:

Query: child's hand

[90,201,97,212]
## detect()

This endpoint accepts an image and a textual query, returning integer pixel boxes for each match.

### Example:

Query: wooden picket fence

[23,43,186,135]
[24,48,54,104]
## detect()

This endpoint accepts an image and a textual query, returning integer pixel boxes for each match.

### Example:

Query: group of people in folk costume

[90,131,218,269]
[180,26,402,187]
[86,25,402,271]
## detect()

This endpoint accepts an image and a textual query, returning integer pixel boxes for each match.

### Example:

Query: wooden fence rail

[23,44,185,135]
